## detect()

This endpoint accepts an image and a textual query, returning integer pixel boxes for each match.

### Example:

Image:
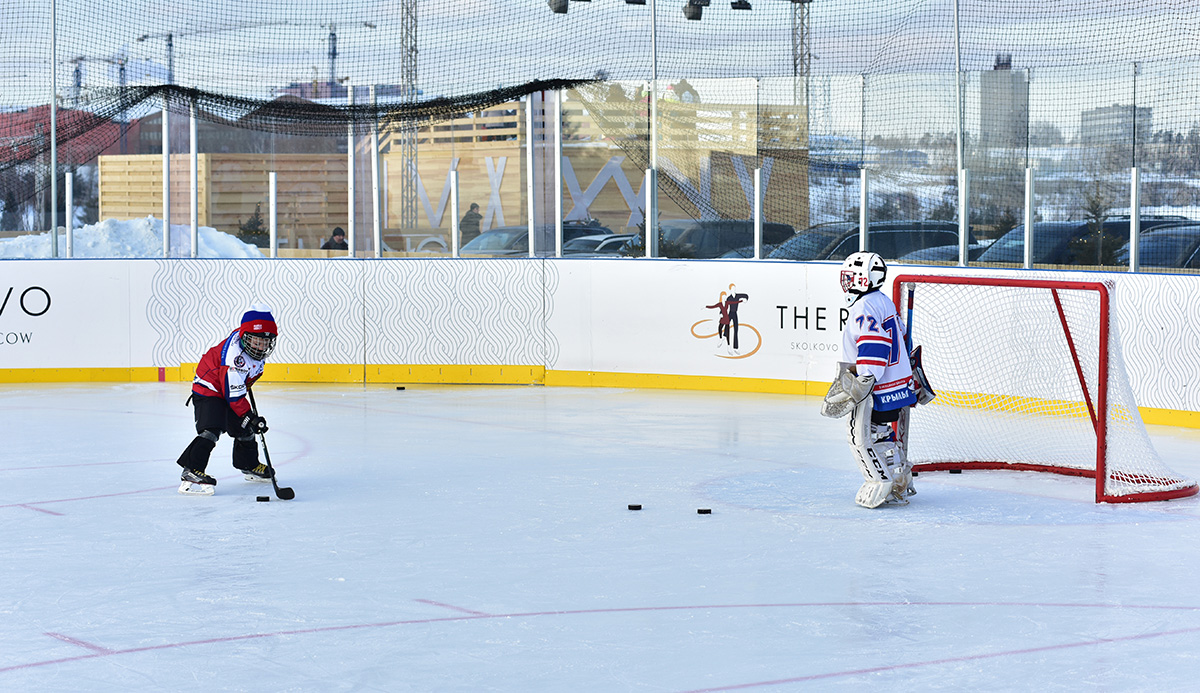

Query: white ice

[4,382,1200,691]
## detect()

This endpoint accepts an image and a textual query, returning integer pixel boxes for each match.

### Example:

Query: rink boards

[0,257,1197,425]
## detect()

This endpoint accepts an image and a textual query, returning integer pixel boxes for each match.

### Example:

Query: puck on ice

[628,504,642,511]
[697,508,712,515]
[257,496,270,502]
[948,469,962,475]
[396,386,406,390]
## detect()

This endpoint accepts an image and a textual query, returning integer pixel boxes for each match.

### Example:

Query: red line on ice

[4,602,1200,676]
[414,599,492,616]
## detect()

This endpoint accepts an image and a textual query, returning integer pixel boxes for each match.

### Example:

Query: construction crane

[66,53,131,153]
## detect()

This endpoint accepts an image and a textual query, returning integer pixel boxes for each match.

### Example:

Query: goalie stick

[247,388,295,501]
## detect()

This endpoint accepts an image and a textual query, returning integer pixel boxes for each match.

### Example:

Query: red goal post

[892,274,1197,503]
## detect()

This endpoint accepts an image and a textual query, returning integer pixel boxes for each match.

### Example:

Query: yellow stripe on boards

[2,365,1199,430]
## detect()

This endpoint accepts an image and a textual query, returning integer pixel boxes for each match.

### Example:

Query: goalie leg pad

[848,399,914,507]
[856,480,896,508]
[848,395,900,509]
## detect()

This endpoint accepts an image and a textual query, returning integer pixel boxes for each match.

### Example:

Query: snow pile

[0,216,265,259]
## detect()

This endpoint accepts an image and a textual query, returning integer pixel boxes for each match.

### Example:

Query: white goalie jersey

[839,290,916,413]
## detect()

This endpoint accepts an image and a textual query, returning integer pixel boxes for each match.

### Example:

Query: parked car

[618,219,793,259]
[976,216,1191,266]
[563,233,637,255]
[898,239,990,263]
[459,226,531,256]
[460,224,614,257]
[1114,224,1200,269]
[766,220,966,262]
[661,220,795,259]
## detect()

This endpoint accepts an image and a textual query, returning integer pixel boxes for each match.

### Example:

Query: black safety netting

[2,0,1199,264]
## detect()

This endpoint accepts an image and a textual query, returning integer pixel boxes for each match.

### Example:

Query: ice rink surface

[4,382,1200,692]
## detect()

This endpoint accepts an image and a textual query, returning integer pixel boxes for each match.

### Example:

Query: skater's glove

[241,413,269,434]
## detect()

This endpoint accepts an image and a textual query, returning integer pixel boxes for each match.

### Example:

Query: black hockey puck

[396,386,406,390]
[256,496,270,502]
[628,504,642,511]
[948,469,962,475]
[697,508,712,515]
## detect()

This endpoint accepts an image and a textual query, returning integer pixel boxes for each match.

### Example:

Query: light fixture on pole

[683,0,708,21]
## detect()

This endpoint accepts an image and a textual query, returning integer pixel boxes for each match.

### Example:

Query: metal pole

[526,94,536,258]
[859,167,868,252]
[648,0,659,258]
[347,83,356,257]
[162,93,171,257]
[554,89,563,258]
[64,169,72,257]
[50,0,58,257]
[268,171,278,259]
[371,85,382,258]
[450,169,460,257]
[953,0,964,172]
[1024,167,1035,269]
[1130,166,1141,273]
[189,96,198,258]
[958,168,970,267]
[753,167,762,259]
[644,168,654,259]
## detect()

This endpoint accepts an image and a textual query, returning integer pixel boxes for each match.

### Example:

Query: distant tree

[1068,179,1120,266]
[237,201,268,247]
[928,194,956,222]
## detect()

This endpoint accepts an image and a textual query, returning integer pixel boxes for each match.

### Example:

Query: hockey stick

[247,387,295,500]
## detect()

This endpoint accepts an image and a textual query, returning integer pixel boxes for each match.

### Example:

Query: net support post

[859,167,868,252]
[268,171,277,259]
[645,168,657,258]
[370,85,382,259]
[1129,166,1141,273]
[958,167,970,267]
[347,82,356,258]
[753,167,763,259]
[554,89,563,258]
[450,169,460,258]
[189,97,198,259]
[49,0,58,258]
[161,94,170,258]
[64,169,72,258]
[526,94,536,258]
[1024,167,1035,269]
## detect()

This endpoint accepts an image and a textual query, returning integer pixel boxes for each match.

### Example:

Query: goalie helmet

[239,303,278,361]
[839,251,887,306]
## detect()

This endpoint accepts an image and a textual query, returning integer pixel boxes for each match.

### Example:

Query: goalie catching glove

[821,365,876,419]
[240,413,269,434]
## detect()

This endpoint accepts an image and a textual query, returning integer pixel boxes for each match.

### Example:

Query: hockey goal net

[893,274,1197,503]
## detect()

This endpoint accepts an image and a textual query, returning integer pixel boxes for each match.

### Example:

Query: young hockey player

[821,252,932,508]
[176,304,278,495]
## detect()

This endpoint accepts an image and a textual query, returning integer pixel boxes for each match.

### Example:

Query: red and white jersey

[840,290,916,412]
[191,330,265,417]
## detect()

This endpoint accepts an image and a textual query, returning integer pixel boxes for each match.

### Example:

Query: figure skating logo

[691,284,761,359]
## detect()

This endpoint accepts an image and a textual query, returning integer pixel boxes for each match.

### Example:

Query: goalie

[822,252,934,508]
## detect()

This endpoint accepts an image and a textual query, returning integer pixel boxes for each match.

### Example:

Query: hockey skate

[236,462,273,483]
[179,468,216,495]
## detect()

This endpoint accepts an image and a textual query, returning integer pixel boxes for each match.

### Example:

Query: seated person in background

[321,227,348,250]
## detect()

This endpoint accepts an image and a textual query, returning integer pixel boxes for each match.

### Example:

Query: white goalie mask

[839,251,887,306]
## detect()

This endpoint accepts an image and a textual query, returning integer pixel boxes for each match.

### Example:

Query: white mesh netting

[898,276,1196,502]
